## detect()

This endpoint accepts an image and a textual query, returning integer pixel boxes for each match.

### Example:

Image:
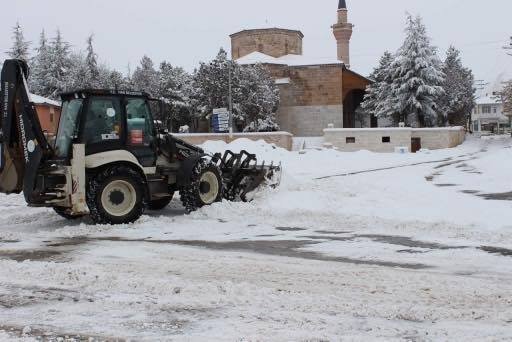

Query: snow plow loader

[0,59,281,224]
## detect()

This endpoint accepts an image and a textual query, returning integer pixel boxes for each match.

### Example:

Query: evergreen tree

[85,35,100,88]
[66,52,89,91]
[239,64,280,132]
[159,61,196,129]
[99,66,128,90]
[193,48,280,132]
[8,22,31,61]
[500,81,512,136]
[46,30,72,99]
[193,49,241,121]
[388,15,445,127]
[502,81,512,114]
[132,55,159,96]
[30,30,52,96]
[439,46,475,126]
[361,51,394,118]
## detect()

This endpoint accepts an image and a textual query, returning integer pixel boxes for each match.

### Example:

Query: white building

[472,95,510,134]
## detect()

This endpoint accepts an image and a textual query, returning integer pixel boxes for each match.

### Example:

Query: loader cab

[55,90,157,167]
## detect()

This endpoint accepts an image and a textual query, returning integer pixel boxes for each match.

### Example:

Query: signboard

[211,108,230,133]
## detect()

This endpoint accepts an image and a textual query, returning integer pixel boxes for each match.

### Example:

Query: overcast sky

[2,0,511,92]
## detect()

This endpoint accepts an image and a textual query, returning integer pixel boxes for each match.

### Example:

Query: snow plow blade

[212,150,281,202]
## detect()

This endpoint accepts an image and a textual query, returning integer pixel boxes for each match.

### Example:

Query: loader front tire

[87,165,146,225]
[180,159,223,213]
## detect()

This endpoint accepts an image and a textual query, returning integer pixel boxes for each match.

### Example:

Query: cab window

[83,97,122,145]
[126,98,154,146]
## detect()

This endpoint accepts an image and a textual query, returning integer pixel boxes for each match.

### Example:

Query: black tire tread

[180,159,223,213]
[86,165,147,225]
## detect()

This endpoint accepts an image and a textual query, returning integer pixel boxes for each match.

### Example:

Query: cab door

[82,96,124,155]
[124,97,157,167]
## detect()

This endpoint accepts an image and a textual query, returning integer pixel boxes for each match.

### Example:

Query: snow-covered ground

[0,136,511,341]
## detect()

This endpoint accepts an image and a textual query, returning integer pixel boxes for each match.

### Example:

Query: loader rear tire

[86,165,146,225]
[180,159,223,213]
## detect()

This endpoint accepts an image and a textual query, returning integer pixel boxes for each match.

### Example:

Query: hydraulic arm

[0,59,51,201]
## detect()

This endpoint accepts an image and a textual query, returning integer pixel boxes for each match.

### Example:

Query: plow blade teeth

[218,150,282,202]
[265,164,282,189]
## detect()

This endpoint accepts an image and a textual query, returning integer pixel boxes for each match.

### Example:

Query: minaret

[332,0,353,67]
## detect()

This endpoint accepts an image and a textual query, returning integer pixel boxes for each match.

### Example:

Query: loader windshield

[55,99,83,158]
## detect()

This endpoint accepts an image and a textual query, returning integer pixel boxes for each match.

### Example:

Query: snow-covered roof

[237,51,344,67]
[237,52,287,66]
[30,93,61,107]
[230,28,304,38]
[476,96,502,105]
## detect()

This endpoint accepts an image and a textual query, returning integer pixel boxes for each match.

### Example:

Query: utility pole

[228,61,234,139]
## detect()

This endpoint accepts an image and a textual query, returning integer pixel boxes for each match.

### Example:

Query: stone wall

[324,128,412,153]
[324,127,466,152]
[175,132,294,151]
[281,65,344,106]
[278,105,343,137]
[271,64,344,136]
[412,128,467,149]
[230,29,303,59]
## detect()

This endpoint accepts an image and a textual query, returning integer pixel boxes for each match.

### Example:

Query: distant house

[31,94,62,136]
[472,95,510,134]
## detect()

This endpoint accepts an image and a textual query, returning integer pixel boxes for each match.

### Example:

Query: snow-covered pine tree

[66,52,89,91]
[502,81,512,114]
[30,30,53,96]
[389,15,445,127]
[7,22,31,61]
[239,64,280,132]
[98,66,128,90]
[439,46,475,127]
[193,48,243,124]
[46,30,72,99]
[132,55,159,96]
[500,81,512,136]
[84,34,100,88]
[193,48,280,132]
[361,51,394,120]
[159,61,196,129]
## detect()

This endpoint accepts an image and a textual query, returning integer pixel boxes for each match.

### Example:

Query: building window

[382,136,391,143]
[493,106,497,114]
[346,137,356,144]
[49,107,55,123]
[482,106,492,114]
